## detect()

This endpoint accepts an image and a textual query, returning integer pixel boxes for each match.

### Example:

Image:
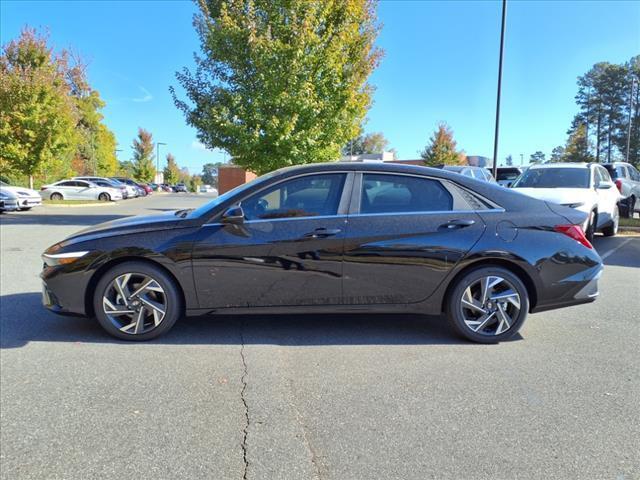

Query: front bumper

[17,196,42,208]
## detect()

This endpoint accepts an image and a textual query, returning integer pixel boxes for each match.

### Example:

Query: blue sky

[1,0,639,173]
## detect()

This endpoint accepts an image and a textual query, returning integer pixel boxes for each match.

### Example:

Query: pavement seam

[239,322,250,480]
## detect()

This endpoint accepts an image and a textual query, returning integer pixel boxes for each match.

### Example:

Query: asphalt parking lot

[1,194,639,480]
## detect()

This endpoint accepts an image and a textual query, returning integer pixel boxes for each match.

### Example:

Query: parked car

[511,162,620,240]
[140,184,153,195]
[487,167,525,188]
[41,162,602,344]
[111,177,142,198]
[149,183,159,192]
[602,162,640,218]
[40,179,122,201]
[0,189,19,212]
[199,184,218,194]
[439,165,496,183]
[0,180,42,210]
[174,183,188,193]
[160,184,173,192]
[74,176,128,199]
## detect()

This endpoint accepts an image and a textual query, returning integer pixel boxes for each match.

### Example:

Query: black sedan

[41,162,603,343]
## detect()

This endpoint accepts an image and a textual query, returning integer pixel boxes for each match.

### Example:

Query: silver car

[603,162,640,218]
[74,176,129,199]
[0,189,19,212]
[40,179,123,201]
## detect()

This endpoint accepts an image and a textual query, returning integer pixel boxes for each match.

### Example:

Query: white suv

[512,163,620,240]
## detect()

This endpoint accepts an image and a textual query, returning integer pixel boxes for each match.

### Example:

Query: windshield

[512,168,590,188]
[188,170,279,219]
[496,169,521,181]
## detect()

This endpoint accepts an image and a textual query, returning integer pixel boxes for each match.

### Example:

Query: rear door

[342,172,486,305]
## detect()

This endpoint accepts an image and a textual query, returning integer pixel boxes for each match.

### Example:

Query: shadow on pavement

[0,213,127,226]
[0,292,512,349]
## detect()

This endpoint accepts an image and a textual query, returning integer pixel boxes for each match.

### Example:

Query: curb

[43,202,120,208]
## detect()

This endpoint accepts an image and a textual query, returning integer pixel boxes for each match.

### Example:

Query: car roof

[527,162,590,169]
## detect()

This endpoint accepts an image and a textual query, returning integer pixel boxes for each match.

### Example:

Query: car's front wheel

[93,262,182,340]
[446,266,529,343]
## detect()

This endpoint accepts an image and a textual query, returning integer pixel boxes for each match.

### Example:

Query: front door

[342,172,485,305]
[191,173,350,309]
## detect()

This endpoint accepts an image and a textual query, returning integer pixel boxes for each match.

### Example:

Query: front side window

[512,168,590,188]
[242,173,346,220]
[360,174,453,214]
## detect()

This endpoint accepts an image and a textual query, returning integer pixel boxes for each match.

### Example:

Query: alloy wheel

[460,275,521,336]
[102,273,167,335]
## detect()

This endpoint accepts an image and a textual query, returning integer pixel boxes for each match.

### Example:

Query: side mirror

[222,205,245,224]
[597,182,612,190]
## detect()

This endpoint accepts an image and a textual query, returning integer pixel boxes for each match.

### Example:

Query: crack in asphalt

[239,323,250,480]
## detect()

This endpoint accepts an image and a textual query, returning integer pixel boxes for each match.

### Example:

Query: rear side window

[360,174,453,214]
[630,166,640,181]
[604,165,625,179]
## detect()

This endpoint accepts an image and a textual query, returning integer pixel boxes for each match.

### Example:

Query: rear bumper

[531,265,603,313]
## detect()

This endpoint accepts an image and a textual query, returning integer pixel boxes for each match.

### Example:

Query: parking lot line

[600,238,633,260]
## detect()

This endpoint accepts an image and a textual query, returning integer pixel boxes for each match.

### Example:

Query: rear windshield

[512,168,589,188]
[495,169,520,181]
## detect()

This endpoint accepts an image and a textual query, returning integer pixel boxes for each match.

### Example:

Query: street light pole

[156,142,167,180]
[492,0,507,179]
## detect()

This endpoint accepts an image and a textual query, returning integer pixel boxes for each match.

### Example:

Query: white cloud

[132,86,152,103]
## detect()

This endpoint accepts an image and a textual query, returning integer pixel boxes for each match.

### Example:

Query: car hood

[67,210,191,241]
[1,185,40,197]
[512,188,595,206]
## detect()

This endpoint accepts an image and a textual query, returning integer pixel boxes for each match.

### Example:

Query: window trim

[206,171,355,225]
[348,171,503,216]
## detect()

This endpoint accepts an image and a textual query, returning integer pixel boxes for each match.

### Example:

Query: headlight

[42,251,90,266]
[562,202,584,208]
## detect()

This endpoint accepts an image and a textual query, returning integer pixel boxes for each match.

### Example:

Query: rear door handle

[441,219,475,229]
[302,228,342,239]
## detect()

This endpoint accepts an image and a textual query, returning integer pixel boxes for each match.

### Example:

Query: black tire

[585,210,596,242]
[50,192,63,201]
[93,261,182,341]
[19,207,32,211]
[98,192,110,202]
[625,197,636,219]
[602,206,619,237]
[445,266,530,344]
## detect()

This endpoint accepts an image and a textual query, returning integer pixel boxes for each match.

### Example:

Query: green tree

[549,146,566,163]
[172,0,382,175]
[189,174,202,193]
[529,151,546,164]
[564,124,593,163]
[0,28,77,188]
[163,153,180,184]
[505,154,513,166]
[131,128,155,182]
[419,123,465,167]
[95,124,117,176]
[343,132,390,156]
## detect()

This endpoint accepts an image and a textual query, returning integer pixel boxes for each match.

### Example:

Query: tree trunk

[596,107,602,162]
[29,175,34,190]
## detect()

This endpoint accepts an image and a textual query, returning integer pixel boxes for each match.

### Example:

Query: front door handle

[302,228,342,239]
[440,219,475,229]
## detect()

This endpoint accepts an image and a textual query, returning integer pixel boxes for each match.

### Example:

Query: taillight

[554,224,593,249]
[40,187,47,191]
[614,179,623,193]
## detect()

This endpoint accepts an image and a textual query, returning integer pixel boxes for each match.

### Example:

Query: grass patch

[619,217,640,228]
[44,199,105,205]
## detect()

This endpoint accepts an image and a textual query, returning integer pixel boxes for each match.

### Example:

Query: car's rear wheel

[602,206,619,237]
[446,266,529,343]
[98,192,110,202]
[93,262,182,340]
[50,192,63,201]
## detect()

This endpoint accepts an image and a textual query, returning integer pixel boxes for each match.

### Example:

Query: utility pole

[520,153,523,166]
[626,76,636,163]
[492,0,507,180]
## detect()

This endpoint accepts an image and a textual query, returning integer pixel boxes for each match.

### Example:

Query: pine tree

[564,124,593,163]
[419,123,465,167]
[529,151,546,164]
[131,128,155,182]
[163,153,180,184]
[505,154,513,166]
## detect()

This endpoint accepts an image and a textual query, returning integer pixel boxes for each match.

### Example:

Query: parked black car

[41,162,602,343]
